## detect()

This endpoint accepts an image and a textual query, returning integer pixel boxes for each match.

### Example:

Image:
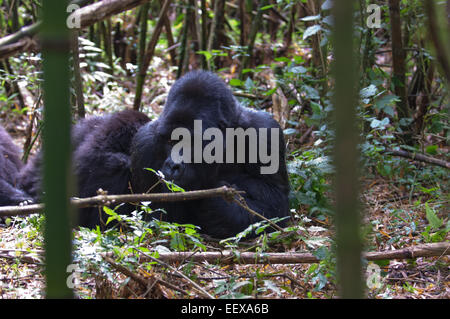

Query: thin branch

[134,249,215,299]
[232,193,284,233]
[384,148,450,169]
[0,186,243,217]
[103,255,190,296]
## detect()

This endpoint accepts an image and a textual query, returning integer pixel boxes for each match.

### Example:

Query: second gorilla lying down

[19,110,150,227]
[21,71,290,238]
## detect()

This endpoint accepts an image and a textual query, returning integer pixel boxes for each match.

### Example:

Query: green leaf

[260,4,275,10]
[244,77,254,90]
[425,145,438,155]
[229,78,243,87]
[313,246,329,260]
[321,0,333,10]
[374,94,399,111]
[301,15,321,22]
[290,66,308,74]
[303,25,322,40]
[360,84,377,99]
[196,50,212,61]
[425,203,443,230]
[274,57,290,63]
[283,128,297,135]
[263,87,277,96]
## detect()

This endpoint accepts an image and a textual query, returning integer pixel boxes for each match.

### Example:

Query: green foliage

[288,148,333,219]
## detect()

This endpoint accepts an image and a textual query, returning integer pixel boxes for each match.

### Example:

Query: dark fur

[74,109,150,227]
[18,110,150,228]
[131,71,290,238]
[0,126,31,206]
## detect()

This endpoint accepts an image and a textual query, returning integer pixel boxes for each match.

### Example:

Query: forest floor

[0,167,448,299]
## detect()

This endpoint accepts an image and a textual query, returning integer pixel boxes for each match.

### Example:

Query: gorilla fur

[131,71,290,238]
[18,109,150,228]
[0,125,31,206]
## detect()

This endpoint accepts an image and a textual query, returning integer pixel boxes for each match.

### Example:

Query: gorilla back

[131,71,290,238]
[18,110,150,228]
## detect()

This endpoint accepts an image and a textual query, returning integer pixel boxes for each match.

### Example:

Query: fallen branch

[143,242,450,265]
[5,242,448,267]
[0,248,43,264]
[0,186,243,217]
[384,148,450,169]
[0,0,152,59]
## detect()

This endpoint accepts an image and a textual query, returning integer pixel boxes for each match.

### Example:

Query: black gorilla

[74,109,150,227]
[19,109,150,228]
[19,115,105,200]
[131,71,290,238]
[0,125,31,206]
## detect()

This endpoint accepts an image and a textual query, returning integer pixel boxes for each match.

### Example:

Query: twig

[103,255,190,297]
[232,91,268,100]
[134,249,215,299]
[231,193,285,233]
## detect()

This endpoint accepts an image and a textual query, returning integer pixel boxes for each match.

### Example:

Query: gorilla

[73,109,150,227]
[18,109,150,228]
[0,125,31,206]
[19,115,105,200]
[131,71,290,238]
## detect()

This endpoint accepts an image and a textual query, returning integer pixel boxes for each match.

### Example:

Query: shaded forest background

[0,0,448,299]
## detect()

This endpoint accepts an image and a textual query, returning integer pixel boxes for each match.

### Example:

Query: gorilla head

[131,71,290,238]
[162,70,238,129]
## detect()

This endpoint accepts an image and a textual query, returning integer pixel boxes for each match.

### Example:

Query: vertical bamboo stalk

[331,0,363,299]
[41,0,73,298]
